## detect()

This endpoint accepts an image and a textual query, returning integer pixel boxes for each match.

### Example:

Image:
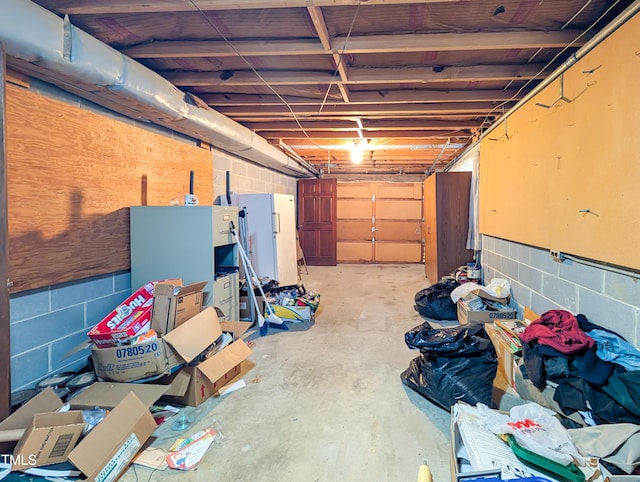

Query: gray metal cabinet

[130,205,240,321]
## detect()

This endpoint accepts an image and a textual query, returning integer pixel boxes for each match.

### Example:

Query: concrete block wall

[213,148,298,200]
[481,235,640,348]
[9,271,131,392]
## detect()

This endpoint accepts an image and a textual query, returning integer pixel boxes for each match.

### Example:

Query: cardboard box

[151,280,207,335]
[91,335,181,383]
[68,392,157,481]
[11,411,85,470]
[0,388,63,456]
[485,323,519,390]
[91,303,235,383]
[239,294,264,321]
[67,382,169,410]
[271,303,312,323]
[156,316,253,406]
[457,294,517,325]
[87,282,156,347]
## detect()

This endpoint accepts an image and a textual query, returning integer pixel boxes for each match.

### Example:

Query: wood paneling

[1,47,10,420]
[375,220,421,242]
[337,242,372,263]
[479,14,640,270]
[6,84,213,292]
[376,199,422,219]
[336,181,423,263]
[376,243,422,262]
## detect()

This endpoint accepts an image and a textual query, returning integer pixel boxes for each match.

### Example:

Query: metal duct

[0,0,319,178]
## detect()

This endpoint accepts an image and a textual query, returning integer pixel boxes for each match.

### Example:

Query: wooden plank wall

[336,181,423,263]
[1,48,10,420]
[478,14,640,270]
[6,83,213,293]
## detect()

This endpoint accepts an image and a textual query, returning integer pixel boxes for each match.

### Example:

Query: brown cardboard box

[91,303,225,383]
[485,323,519,391]
[11,411,85,470]
[67,382,169,409]
[152,280,207,335]
[91,337,181,383]
[457,294,517,325]
[157,316,253,406]
[0,388,63,455]
[68,392,157,481]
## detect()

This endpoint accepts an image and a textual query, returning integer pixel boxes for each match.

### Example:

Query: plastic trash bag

[404,321,492,357]
[477,402,586,466]
[414,279,459,320]
[401,350,498,411]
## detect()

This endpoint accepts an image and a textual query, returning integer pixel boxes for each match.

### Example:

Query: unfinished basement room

[0,1,639,481]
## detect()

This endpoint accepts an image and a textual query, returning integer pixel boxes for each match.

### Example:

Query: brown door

[297,179,337,266]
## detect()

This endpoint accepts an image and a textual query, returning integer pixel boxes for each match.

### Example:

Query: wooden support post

[0,43,11,420]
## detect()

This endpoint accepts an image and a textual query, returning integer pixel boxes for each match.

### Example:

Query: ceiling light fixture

[350,140,364,164]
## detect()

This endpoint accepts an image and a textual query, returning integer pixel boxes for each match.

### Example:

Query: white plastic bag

[477,402,585,466]
[450,278,512,303]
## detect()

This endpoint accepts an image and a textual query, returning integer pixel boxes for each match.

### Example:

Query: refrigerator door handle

[273,212,281,233]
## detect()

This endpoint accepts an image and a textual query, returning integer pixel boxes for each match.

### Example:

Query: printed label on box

[95,433,140,482]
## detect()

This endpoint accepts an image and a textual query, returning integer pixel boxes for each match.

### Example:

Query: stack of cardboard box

[1,279,253,479]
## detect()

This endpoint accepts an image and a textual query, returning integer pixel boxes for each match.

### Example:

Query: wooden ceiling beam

[330,30,589,53]
[35,0,459,15]
[123,30,587,59]
[123,39,324,58]
[215,101,509,116]
[307,6,350,102]
[246,119,483,130]
[260,130,472,139]
[164,64,543,86]
[200,89,522,105]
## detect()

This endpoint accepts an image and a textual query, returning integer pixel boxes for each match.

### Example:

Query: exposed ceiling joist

[164,64,543,86]
[199,89,523,105]
[33,0,461,15]
[123,30,589,59]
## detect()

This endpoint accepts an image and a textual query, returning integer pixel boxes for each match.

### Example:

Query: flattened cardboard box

[151,280,207,335]
[68,392,157,482]
[158,317,253,406]
[0,387,63,455]
[11,411,85,470]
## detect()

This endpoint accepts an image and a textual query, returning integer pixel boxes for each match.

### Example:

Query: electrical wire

[562,253,640,280]
[318,3,361,113]
[188,0,363,154]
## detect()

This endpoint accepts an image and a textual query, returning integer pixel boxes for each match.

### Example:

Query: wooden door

[337,182,423,263]
[423,172,472,282]
[423,175,438,281]
[297,179,337,266]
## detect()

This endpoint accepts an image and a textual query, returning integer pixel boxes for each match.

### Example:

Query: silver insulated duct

[0,0,319,177]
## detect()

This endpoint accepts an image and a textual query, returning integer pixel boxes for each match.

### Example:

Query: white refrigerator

[235,193,298,287]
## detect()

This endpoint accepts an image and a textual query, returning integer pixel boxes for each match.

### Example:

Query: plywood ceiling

[28,0,633,177]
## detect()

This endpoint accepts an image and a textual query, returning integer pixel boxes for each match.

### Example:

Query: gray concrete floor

[121,264,492,482]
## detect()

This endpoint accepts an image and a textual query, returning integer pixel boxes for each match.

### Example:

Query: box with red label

[87,282,156,347]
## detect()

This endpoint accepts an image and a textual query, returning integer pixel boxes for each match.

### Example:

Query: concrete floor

[121,264,490,482]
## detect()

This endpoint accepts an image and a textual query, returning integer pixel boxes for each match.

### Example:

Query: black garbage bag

[414,279,459,320]
[404,321,492,356]
[401,350,498,411]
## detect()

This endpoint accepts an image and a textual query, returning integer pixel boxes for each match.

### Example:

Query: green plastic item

[506,434,585,482]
